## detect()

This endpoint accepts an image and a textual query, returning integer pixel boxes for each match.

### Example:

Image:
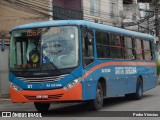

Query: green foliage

[158,80,160,85]
[157,60,160,75]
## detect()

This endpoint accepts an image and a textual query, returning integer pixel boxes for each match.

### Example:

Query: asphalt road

[0,86,160,120]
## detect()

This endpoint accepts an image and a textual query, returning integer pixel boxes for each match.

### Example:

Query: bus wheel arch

[98,77,106,97]
[88,81,103,110]
[125,76,143,100]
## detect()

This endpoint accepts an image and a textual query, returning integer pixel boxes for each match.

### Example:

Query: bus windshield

[10,26,79,71]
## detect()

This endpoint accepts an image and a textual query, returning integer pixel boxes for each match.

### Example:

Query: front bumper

[10,83,82,103]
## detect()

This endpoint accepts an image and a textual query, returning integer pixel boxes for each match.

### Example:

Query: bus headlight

[10,83,23,92]
[63,77,81,90]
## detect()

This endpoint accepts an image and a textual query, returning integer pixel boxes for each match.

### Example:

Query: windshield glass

[10,26,79,70]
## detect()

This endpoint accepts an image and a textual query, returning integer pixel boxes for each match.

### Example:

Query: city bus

[3,20,157,111]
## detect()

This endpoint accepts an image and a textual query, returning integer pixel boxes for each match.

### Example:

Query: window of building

[90,0,100,16]
[110,0,118,18]
[96,31,110,58]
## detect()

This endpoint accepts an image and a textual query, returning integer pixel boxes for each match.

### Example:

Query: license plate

[36,94,48,99]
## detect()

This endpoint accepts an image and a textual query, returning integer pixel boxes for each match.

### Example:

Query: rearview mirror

[86,32,93,45]
[80,25,88,37]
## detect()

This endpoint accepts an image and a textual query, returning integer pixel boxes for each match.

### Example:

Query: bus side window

[82,30,94,67]
[143,40,153,61]
[124,36,135,60]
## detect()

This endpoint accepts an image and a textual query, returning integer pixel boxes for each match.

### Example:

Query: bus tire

[34,102,50,112]
[89,82,103,110]
[133,77,143,100]
[125,77,143,100]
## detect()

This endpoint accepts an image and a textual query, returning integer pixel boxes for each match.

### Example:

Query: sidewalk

[0,94,11,101]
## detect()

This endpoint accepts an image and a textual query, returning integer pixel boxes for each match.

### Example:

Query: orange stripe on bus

[82,62,156,80]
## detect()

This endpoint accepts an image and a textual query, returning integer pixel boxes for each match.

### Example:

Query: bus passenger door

[82,29,96,99]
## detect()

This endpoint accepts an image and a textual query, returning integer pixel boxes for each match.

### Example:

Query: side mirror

[1,37,5,52]
[80,25,88,37]
[85,32,93,45]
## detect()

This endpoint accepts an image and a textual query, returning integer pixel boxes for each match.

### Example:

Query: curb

[0,98,11,101]
[0,99,11,102]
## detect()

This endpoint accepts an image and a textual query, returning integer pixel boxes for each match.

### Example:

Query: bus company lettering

[101,69,111,73]
[115,67,137,75]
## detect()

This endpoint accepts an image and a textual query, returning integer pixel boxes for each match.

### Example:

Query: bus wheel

[89,82,103,110]
[125,77,143,100]
[34,102,50,112]
[133,78,143,100]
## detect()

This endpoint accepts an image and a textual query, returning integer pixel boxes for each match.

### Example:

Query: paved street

[0,86,160,120]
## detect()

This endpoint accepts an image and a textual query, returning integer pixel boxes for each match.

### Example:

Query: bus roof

[12,20,154,40]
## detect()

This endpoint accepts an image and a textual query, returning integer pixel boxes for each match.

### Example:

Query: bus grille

[24,94,63,100]
[17,74,68,83]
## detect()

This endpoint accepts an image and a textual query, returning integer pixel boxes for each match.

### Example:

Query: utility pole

[49,0,53,21]
[132,0,137,21]
[155,3,159,37]
[154,0,159,50]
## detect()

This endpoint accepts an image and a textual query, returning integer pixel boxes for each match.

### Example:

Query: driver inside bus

[26,39,36,61]
[26,39,40,63]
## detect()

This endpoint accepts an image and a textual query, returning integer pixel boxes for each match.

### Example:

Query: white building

[83,0,123,26]
[123,0,154,32]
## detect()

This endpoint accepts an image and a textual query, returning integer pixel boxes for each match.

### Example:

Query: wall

[0,0,50,96]
[0,46,9,97]
[53,0,82,11]
[52,0,83,20]
[0,1,49,44]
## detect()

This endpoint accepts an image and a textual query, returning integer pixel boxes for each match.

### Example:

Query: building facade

[0,0,51,44]
[83,0,123,26]
[0,0,51,97]
[52,0,83,20]
[123,0,155,33]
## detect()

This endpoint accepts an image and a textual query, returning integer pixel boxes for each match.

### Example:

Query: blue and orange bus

[4,20,157,111]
